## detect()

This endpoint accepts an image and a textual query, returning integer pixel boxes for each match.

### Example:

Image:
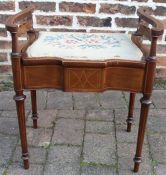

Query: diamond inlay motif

[67,69,102,90]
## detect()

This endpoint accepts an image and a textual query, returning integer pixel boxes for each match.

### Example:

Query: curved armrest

[137,9,164,37]
[6,6,34,33]
[5,6,35,53]
[132,9,164,58]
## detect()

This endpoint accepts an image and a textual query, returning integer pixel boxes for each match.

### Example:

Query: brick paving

[0,90,165,175]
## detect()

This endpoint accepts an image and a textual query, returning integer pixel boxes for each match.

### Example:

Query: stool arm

[137,8,164,37]
[133,9,164,58]
[6,6,34,34]
[5,6,35,54]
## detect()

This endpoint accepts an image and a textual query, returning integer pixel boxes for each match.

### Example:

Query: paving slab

[27,110,57,128]
[99,91,126,109]
[47,90,73,110]
[83,133,116,165]
[44,145,81,175]
[52,118,84,145]
[0,91,16,110]
[57,109,85,119]
[152,90,166,109]
[0,134,17,168]
[22,128,52,147]
[149,108,166,117]
[0,91,32,111]
[148,109,166,133]
[73,92,100,110]
[13,146,47,164]
[155,164,166,175]
[0,110,29,118]
[0,117,19,135]
[0,90,165,175]
[86,120,114,134]
[86,110,114,121]
[148,116,166,133]
[81,166,117,175]
[47,145,81,164]
[6,163,43,175]
[116,125,148,144]
[117,143,151,175]
[148,132,166,164]
[44,164,80,175]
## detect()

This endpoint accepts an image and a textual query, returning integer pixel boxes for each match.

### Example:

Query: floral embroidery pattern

[42,33,125,49]
[27,32,143,60]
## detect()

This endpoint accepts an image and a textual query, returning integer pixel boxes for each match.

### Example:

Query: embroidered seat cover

[27,32,143,61]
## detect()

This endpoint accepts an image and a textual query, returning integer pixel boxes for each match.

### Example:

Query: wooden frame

[5,7,164,172]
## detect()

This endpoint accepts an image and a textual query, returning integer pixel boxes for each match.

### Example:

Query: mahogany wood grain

[10,31,29,169]
[133,35,158,172]
[22,65,145,92]
[5,6,164,172]
[104,67,144,92]
[23,65,63,89]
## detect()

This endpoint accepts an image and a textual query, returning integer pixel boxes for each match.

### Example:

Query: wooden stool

[5,6,164,172]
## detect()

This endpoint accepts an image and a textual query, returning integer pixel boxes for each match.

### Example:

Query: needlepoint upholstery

[27,32,143,61]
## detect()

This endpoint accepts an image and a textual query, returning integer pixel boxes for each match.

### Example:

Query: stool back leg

[31,90,38,129]
[126,92,136,132]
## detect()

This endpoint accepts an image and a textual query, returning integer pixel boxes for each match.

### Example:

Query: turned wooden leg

[126,93,136,132]
[31,90,38,129]
[14,91,29,169]
[133,95,152,172]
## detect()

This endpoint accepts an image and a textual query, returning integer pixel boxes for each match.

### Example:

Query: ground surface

[0,90,165,175]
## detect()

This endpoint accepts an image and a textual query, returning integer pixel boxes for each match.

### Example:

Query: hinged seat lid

[26,32,143,61]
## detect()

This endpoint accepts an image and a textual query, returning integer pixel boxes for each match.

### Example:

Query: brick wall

[0,0,166,78]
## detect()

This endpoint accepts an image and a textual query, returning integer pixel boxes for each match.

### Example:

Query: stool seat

[27,31,143,61]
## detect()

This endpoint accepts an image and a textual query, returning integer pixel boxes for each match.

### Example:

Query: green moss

[0,80,13,91]
[146,129,160,136]
[2,171,7,175]
[52,143,81,147]
[114,162,119,171]
[2,160,13,175]
[80,161,116,168]
[151,160,158,167]
[154,78,166,90]
[150,159,158,175]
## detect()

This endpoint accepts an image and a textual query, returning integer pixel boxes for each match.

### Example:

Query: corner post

[11,32,29,169]
[133,35,158,172]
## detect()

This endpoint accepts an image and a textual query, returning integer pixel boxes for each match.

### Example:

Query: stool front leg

[133,95,151,172]
[126,92,136,132]
[14,91,29,169]
[31,90,38,129]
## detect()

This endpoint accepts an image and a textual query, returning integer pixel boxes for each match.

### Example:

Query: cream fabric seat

[27,31,143,61]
